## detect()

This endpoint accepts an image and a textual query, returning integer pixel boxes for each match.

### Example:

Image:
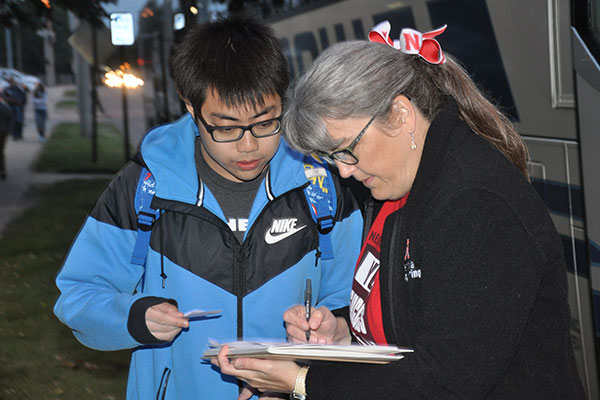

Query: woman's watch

[290,366,310,400]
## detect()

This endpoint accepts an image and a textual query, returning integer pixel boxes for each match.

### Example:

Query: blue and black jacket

[54,114,363,399]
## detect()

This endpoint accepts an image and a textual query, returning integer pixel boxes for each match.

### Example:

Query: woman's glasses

[314,115,376,165]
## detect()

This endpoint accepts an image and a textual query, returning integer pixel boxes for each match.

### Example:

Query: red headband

[368,21,447,65]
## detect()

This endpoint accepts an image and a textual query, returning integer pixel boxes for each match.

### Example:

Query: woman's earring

[410,131,417,150]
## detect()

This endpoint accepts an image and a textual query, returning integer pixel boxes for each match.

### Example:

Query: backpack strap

[303,156,337,260]
[131,167,161,266]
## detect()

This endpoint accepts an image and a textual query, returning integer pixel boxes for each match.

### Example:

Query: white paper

[202,341,413,364]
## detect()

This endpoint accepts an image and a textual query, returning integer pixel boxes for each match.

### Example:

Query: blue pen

[304,278,312,341]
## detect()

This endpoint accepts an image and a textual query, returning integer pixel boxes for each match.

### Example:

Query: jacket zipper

[235,245,244,340]
[158,210,167,288]
[362,197,375,244]
[385,210,404,344]
[156,367,171,400]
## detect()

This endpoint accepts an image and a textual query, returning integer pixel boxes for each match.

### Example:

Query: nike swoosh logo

[265,225,307,244]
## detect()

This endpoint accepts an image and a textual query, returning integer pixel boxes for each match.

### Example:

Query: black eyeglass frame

[315,115,376,165]
[195,111,282,143]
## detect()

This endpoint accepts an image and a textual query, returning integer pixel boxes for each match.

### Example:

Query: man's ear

[183,100,195,118]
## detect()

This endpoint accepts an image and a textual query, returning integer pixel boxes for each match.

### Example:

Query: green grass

[63,89,77,98]
[0,179,130,399]
[55,99,77,109]
[34,122,130,174]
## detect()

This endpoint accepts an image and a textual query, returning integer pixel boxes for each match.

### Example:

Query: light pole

[110,12,136,162]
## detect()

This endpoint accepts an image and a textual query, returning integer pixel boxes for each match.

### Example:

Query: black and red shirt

[350,195,408,345]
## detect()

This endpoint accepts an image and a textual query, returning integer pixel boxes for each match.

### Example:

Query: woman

[213,22,585,399]
[32,82,47,142]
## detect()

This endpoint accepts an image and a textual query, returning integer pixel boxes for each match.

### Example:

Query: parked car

[0,68,41,91]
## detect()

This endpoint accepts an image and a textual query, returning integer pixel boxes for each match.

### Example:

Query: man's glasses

[196,112,282,143]
[314,115,376,165]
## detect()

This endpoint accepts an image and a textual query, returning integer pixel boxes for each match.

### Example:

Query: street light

[109,13,137,163]
[103,65,144,89]
[102,63,144,162]
[141,8,154,18]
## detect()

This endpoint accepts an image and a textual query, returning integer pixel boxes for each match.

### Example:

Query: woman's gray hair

[282,39,530,178]
[282,40,445,153]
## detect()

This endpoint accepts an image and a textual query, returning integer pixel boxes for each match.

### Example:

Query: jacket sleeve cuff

[331,305,349,323]
[127,296,178,344]
[330,306,358,344]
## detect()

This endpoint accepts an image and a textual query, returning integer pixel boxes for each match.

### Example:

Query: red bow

[368,21,447,65]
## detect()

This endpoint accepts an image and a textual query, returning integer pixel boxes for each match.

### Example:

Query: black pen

[304,278,312,341]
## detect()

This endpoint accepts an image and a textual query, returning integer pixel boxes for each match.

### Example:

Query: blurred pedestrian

[2,76,26,140]
[32,82,48,142]
[0,93,12,180]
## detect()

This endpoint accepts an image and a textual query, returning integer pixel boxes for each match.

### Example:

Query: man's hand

[145,302,189,342]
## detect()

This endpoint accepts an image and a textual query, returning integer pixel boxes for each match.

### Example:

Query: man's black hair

[170,14,289,113]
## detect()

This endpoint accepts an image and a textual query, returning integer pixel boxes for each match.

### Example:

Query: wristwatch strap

[290,366,310,400]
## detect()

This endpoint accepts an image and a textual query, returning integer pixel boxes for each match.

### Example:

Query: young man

[53,15,363,399]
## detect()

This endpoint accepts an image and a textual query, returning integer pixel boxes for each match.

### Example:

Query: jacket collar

[408,97,472,202]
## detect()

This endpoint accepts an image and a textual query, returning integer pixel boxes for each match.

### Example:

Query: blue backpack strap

[131,167,160,266]
[303,156,337,260]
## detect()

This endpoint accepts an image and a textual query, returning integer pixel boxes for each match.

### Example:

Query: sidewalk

[0,85,111,239]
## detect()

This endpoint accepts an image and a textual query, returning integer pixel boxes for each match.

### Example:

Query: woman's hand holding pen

[283,305,352,344]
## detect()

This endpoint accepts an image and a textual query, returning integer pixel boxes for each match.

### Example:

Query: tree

[0,0,117,77]
[0,0,116,28]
